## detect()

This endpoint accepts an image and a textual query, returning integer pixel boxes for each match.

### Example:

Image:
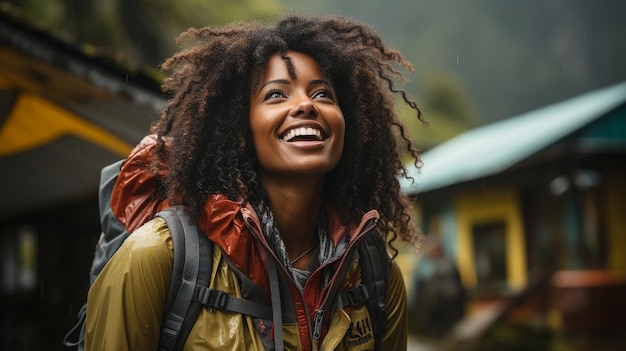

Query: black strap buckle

[341,284,370,307]
[197,287,229,309]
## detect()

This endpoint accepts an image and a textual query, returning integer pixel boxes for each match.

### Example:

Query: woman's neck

[260,174,324,256]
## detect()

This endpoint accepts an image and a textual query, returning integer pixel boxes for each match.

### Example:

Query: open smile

[280,126,326,142]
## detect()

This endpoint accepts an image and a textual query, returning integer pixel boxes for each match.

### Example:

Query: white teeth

[281,127,323,141]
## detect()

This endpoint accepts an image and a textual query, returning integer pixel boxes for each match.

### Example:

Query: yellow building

[402,82,626,343]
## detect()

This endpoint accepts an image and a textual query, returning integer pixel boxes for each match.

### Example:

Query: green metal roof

[401,81,626,195]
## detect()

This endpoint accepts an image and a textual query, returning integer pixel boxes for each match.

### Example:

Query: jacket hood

[110,134,170,233]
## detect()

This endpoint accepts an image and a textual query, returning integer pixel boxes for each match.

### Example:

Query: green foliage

[6,0,626,149]
[6,0,283,68]
[279,0,626,136]
[397,70,477,151]
[421,72,477,127]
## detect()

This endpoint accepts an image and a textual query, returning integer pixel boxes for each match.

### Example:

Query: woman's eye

[313,90,335,101]
[264,90,286,100]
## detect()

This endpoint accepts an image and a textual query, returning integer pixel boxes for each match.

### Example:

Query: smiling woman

[84,14,425,351]
[250,51,345,179]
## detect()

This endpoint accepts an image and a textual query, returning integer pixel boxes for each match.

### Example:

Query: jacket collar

[199,195,379,283]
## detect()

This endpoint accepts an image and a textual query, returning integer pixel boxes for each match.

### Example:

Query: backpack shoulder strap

[357,229,390,351]
[156,206,273,350]
[156,206,213,351]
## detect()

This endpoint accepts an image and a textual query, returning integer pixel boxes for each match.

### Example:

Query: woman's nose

[289,96,318,118]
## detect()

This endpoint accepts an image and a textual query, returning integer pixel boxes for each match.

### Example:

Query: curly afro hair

[151,15,424,250]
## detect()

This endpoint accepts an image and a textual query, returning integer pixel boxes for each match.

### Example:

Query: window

[472,221,508,294]
[1,225,38,294]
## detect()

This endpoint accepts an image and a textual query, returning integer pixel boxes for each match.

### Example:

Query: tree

[398,70,477,151]
[7,0,282,68]
[279,0,626,126]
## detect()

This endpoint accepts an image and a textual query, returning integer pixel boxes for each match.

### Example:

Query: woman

[85,15,423,351]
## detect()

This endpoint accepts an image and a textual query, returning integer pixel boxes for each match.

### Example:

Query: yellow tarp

[0,92,132,157]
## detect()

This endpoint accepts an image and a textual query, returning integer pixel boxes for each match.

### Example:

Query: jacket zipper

[242,214,315,348]
[242,208,379,349]
[308,214,378,347]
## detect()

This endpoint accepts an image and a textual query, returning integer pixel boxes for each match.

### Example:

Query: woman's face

[249,51,345,179]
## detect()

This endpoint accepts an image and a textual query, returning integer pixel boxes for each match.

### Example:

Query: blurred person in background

[409,236,467,338]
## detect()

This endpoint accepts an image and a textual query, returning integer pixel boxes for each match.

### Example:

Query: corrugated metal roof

[401,81,626,195]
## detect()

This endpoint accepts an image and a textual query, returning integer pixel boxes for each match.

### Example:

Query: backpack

[64,159,389,351]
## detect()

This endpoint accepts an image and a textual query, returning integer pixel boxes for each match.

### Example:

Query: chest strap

[193,286,273,320]
[338,284,370,308]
